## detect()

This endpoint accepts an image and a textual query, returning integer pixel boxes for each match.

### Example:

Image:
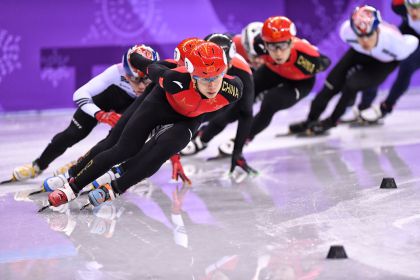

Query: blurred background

[0,0,418,113]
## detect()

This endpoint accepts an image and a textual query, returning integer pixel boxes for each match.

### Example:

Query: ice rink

[1,93,420,280]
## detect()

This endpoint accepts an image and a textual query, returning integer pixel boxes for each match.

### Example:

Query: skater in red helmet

[182,33,257,175]
[47,41,243,208]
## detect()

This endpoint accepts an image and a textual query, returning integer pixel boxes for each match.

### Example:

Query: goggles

[193,71,226,83]
[128,75,151,84]
[266,40,292,51]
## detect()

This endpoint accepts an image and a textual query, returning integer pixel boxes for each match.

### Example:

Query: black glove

[230,154,258,175]
[316,54,331,73]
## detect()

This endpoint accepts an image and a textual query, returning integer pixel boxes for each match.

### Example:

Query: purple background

[0,0,418,112]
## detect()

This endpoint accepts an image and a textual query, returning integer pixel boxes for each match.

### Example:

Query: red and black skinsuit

[199,55,254,162]
[68,54,243,194]
[248,35,330,139]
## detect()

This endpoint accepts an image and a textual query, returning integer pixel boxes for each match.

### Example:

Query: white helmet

[241,21,263,56]
[405,0,420,8]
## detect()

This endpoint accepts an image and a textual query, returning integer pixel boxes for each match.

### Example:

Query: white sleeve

[73,64,121,117]
[339,20,352,44]
[396,34,419,61]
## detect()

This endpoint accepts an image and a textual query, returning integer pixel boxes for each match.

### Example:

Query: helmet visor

[128,75,151,84]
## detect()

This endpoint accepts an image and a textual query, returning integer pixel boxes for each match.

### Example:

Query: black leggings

[71,89,201,193]
[308,49,399,122]
[201,105,243,142]
[358,87,378,111]
[250,65,314,139]
[114,121,200,193]
[34,86,134,170]
[34,109,97,170]
[69,91,146,177]
[358,46,420,112]
[386,45,420,108]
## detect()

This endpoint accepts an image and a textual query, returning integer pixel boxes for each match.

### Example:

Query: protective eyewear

[193,71,226,83]
[129,75,151,84]
[266,40,292,51]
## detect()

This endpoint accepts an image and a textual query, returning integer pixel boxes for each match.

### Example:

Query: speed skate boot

[307,118,336,135]
[289,120,311,134]
[88,183,118,207]
[53,160,77,176]
[43,174,69,192]
[360,102,390,123]
[340,106,361,124]
[12,162,41,181]
[180,134,208,156]
[90,166,123,189]
[218,138,235,156]
[48,182,77,207]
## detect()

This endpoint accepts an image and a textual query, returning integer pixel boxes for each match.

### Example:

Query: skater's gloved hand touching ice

[170,154,192,186]
[230,153,258,176]
[95,111,121,127]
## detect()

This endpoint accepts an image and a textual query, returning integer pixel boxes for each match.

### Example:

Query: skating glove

[316,54,331,73]
[95,111,121,127]
[230,153,258,176]
[170,154,192,185]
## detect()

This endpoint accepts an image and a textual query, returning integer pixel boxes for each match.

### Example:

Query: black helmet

[204,33,236,64]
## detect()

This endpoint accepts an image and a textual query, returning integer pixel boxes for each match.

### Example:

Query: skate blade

[296,130,329,138]
[207,153,230,161]
[0,178,17,185]
[339,118,358,124]
[80,203,91,210]
[275,131,294,137]
[28,189,45,196]
[38,204,50,213]
[349,120,383,128]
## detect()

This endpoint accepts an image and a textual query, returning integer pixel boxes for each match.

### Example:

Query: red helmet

[261,16,296,43]
[174,38,205,67]
[184,42,227,79]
